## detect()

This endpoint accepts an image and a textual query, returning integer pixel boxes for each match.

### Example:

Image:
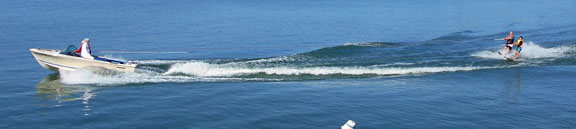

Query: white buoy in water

[341,120,356,129]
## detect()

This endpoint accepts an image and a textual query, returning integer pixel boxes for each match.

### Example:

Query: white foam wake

[373,62,415,67]
[60,69,185,85]
[471,41,573,59]
[100,51,188,54]
[134,60,191,64]
[58,69,259,86]
[244,56,297,63]
[165,61,496,77]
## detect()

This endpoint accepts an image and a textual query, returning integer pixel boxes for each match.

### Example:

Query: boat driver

[73,38,95,59]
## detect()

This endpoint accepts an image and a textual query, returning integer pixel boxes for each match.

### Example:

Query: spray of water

[471,41,573,59]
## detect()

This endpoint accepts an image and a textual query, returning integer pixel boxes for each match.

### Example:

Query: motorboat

[30,46,137,72]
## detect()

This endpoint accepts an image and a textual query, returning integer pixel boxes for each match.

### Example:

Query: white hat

[82,38,90,43]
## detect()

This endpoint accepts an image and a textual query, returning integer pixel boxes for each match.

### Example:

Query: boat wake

[59,64,501,86]
[59,69,263,86]
[165,61,494,77]
[99,51,189,54]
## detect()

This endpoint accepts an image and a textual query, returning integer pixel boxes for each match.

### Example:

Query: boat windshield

[59,45,78,55]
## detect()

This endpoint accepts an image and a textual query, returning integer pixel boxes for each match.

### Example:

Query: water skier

[499,31,514,55]
[513,36,524,59]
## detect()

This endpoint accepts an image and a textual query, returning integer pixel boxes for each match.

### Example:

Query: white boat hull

[30,48,137,72]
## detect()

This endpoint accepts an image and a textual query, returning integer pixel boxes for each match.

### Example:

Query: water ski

[497,50,515,61]
[503,55,520,62]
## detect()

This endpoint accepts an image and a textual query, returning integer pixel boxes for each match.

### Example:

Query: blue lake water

[1,0,576,128]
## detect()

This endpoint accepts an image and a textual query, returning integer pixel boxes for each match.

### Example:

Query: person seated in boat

[513,36,524,59]
[71,38,126,64]
[499,31,514,55]
[73,38,94,59]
